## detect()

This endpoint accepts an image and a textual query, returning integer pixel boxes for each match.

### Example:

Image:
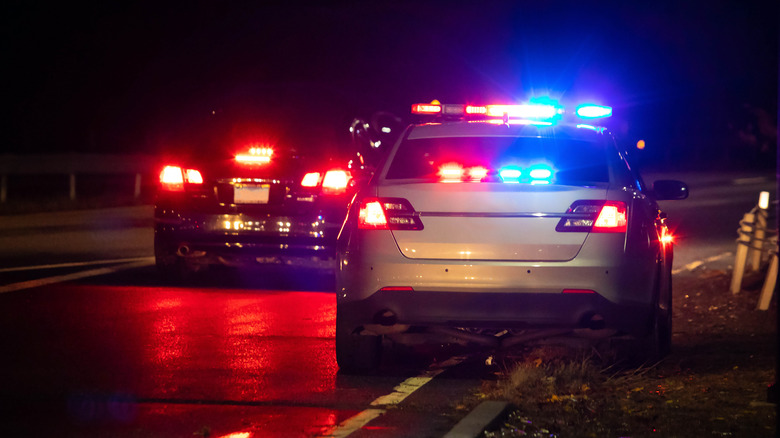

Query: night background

[4,0,778,169]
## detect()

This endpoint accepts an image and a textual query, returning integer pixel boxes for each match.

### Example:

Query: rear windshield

[385,136,610,184]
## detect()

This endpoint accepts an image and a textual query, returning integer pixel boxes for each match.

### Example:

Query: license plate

[234,184,270,204]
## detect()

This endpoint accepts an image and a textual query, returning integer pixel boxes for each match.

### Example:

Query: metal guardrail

[0,154,158,203]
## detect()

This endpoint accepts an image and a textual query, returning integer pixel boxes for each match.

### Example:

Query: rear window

[385,136,610,184]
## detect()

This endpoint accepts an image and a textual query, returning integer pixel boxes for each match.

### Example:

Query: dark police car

[154,142,371,280]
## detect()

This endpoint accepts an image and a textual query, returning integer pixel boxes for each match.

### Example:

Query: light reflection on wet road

[0,279,395,437]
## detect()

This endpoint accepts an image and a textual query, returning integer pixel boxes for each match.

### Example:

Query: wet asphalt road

[0,170,774,437]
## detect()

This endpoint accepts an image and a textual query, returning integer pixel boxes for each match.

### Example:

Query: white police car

[335,99,688,372]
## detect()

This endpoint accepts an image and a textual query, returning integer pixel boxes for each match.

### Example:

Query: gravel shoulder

[475,267,776,438]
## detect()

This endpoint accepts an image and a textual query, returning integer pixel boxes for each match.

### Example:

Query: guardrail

[730,191,778,310]
[0,154,158,204]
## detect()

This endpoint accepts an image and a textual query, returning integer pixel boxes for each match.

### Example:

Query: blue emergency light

[412,99,612,125]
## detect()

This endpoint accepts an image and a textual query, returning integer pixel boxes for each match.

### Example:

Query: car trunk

[378,182,608,261]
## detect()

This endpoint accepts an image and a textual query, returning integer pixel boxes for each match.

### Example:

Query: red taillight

[358,200,388,229]
[357,197,423,230]
[301,169,352,195]
[592,202,627,233]
[556,200,627,233]
[301,172,321,187]
[322,170,351,194]
[159,165,203,191]
[562,289,596,294]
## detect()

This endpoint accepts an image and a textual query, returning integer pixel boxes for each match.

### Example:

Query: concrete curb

[444,400,509,438]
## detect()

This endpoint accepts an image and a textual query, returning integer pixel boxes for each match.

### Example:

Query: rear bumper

[154,208,341,270]
[336,232,661,337]
[337,289,652,337]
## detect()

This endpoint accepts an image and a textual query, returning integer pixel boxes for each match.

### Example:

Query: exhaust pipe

[177,244,206,258]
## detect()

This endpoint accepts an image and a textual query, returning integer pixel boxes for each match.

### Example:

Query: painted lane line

[732,177,769,185]
[320,355,467,437]
[672,251,733,275]
[0,256,154,273]
[371,355,466,406]
[327,409,387,438]
[0,257,155,294]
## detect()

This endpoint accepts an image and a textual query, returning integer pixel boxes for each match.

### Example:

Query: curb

[444,400,509,438]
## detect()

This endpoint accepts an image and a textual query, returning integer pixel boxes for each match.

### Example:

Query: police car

[335,99,688,372]
[154,143,372,280]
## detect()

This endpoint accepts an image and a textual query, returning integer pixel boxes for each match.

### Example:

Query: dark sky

[3,1,778,167]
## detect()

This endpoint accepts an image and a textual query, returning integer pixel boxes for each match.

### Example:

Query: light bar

[486,104,560,119]
[575,104,612,119]
[411,103,442,114]
[236,147,274,164]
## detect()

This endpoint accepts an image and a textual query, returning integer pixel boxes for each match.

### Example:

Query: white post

[757,252,778,311]
[731,212,755,294]
[748,192,770,270]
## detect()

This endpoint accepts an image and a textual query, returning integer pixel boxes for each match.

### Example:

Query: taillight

[322,170,351,194]
[159,165,203,191]
[301,172,321,187]
[301,169,352,195]
[556,200,627,233]
[592,202,627,232]
[357,197,423,230]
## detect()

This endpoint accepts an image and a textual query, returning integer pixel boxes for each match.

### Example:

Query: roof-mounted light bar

[575,104,612,119]
[412,99,611,124]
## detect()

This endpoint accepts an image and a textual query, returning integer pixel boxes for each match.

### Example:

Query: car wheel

[630,267,672,364]
[335,309,382,374]
[154,235,186,282]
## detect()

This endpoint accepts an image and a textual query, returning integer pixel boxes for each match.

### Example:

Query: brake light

[322,170,351,194]
[186,169,203,184]
[593,202,627,232]
[236,147,273,164]
[556,200,627,233]
[159,165,203,191]
[357,198,423,230]
[358,200,388,229]
[301,172,321,187]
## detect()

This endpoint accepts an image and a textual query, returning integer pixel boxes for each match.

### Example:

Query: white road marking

[0,257,154,273]
[672,252,733,275]
[327,409,387,438]
[0,257,155,294]
[732,177,769,185]
[320,355,467,437]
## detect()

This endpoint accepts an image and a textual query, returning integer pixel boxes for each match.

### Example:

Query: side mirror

[653,180,689,200]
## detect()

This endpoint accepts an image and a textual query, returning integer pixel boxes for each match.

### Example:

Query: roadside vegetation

[477,268,776,437]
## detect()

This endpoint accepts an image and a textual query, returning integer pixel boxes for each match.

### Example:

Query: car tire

[629,266,672,364]
[154,235,187,282]
[335,309,382,374]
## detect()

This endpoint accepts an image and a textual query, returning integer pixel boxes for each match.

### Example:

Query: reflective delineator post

[757,249,778,311]
[748,191,770,270]
[731,212,755,294]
